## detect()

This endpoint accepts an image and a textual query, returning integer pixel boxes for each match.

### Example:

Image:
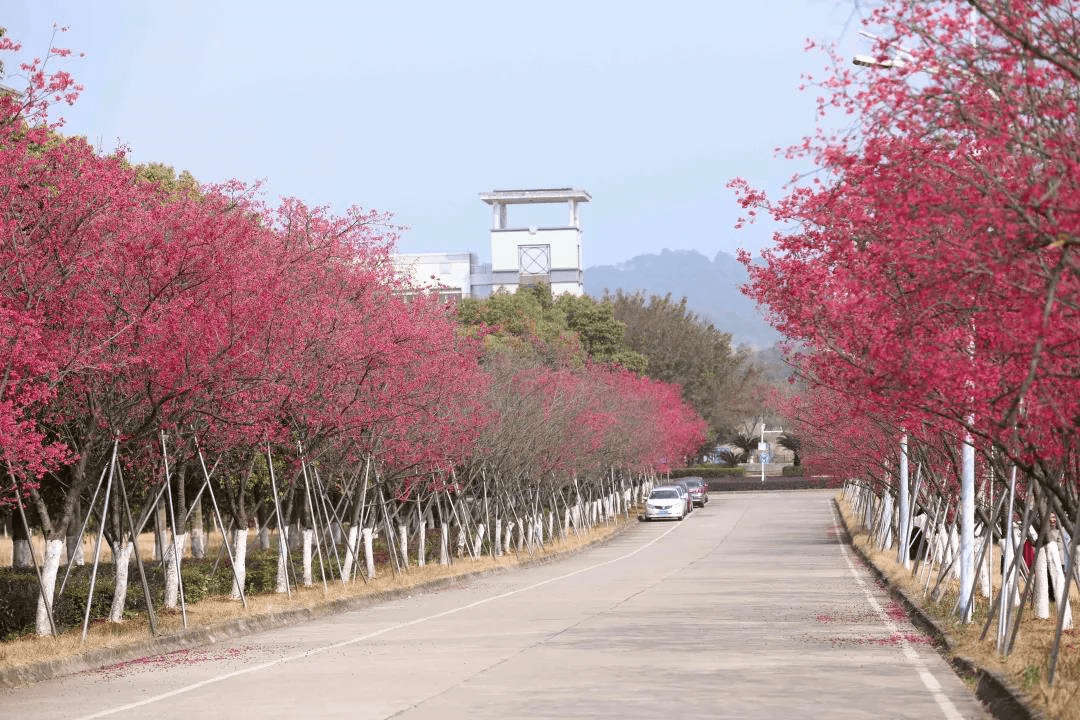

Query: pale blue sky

[4,1,862,267]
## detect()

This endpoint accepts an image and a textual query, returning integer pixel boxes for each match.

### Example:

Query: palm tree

[777,433,801,466]
[728,433,757,464]
[717,449,741,468]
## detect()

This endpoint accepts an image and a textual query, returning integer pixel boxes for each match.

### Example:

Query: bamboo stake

[194,439,247,608]
[81,440,118,641]
[266,443,291,599]
[160,432,188,628]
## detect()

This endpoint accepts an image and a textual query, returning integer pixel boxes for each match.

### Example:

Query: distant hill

[584,249,782,349]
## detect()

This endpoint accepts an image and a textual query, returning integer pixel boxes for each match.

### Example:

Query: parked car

[643,486,687,521]
[667,480,694,515]
[681,477,709,507]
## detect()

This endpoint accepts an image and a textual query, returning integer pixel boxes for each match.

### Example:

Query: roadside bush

[781,465,805,477]
[670,465,745,479]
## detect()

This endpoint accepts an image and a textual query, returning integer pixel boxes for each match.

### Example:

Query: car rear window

[650,490,678,499]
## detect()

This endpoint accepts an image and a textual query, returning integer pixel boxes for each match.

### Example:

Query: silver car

[643,486,687,521]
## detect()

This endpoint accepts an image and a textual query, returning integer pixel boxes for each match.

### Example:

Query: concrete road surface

[1,490,990,719]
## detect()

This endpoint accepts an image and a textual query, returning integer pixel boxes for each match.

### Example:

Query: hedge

[669,465,745,479]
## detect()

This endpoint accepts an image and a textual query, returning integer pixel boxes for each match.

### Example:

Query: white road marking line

[829,500,966,720]
[72,521,682,720]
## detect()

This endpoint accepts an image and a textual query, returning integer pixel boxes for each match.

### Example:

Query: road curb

[832,498,1045,720]
[0,516,637,691]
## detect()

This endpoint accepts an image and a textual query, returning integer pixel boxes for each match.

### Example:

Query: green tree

[606,290,763,443]
[777,433,801,466]
[458,284,646,371]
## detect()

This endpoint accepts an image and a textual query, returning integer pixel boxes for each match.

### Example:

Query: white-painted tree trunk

[275,526,290,593]
[1034,546,1051,619]
[948,526,961,578]
[1047,540,1073,630]
[563,508,571,534]
[363,527,376,578]
[109,541,134,622]
[35,538,64,636]
[258,527,271,550]
[230,528,247,600]
[418,522,426,567]
[190,503,206,559]
[977,531,991,599]
[163,532,188,609]
[504,522,513,555]
[439,524,450,565]
[1002,527,1021,607]
[472,523,486,557]
[398,524,408,568]
[302,529,314,586]
[455,525,467,557]
[67,534,85,567]
[494,518,503,557]
[190,526,206,559]
[342,525,359,581]
[548,511,554,541]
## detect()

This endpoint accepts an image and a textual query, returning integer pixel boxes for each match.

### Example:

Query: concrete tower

[479,188,590,296]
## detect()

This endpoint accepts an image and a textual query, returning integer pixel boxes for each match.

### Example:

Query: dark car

[681,476,709,507]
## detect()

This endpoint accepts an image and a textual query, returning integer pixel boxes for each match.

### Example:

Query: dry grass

[838,498,1080,720]
[0,517,627,673]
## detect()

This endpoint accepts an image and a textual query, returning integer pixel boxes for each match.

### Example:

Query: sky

[3,1,865,268]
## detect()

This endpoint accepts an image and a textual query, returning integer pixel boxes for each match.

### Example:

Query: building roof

[479,188,591,205]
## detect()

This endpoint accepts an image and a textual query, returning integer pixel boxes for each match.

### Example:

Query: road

[1,490,990,719]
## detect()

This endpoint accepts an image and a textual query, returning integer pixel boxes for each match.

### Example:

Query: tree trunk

[275,526,291,593]
[302,528,314,586]
[397,523,408,568]
[109,541,134,622]
[439,524,450,565]
[163,532,188,609]
[190,500,206,559]
[230,527,247,600]
[66,497,84,567]
[417,521,426,568]
[12,513,32,568]
[1035,545,1051,619]
[1048,539,1073,630]
[153,500,167,562]
[362,527,375,579]
[342,525,360,581]
[35,538,65,636]
[977,530,992,599]
[472,523,486,557]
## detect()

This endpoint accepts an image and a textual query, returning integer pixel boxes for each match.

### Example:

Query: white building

[393,187,589,300]
[480,188,589,297]
[391,252,492,302]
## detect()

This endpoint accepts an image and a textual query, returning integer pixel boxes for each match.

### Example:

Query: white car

[643,486,687,521]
